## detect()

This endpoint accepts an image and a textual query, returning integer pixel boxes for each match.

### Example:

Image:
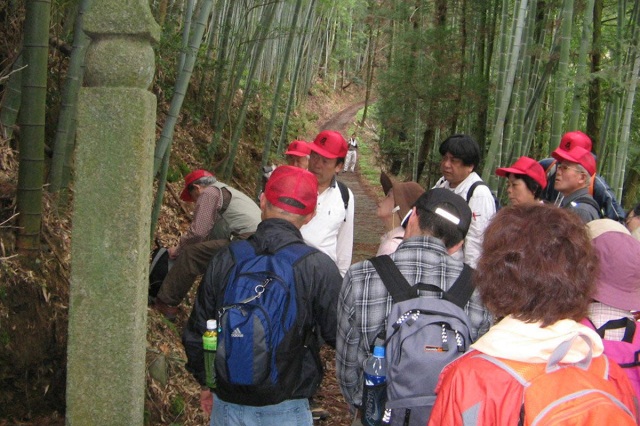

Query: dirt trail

[313,103,386,425]
[319,102,367,132]
[337,171,384,263]
[319,101,385,263]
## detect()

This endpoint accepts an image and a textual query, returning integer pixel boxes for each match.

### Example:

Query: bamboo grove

[372,0,640,203]
[0,0,639,258]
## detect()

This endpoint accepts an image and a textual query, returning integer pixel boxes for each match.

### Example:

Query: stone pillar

[66,1,160,424]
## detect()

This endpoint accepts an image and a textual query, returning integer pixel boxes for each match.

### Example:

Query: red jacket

[428,350,639,426]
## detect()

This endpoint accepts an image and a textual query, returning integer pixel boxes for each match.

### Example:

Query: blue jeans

[211,395,313,426]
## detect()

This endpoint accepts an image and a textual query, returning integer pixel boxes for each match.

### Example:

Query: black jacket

[182,218,342,405]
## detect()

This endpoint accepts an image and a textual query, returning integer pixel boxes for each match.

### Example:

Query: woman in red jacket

[428,204,638,426]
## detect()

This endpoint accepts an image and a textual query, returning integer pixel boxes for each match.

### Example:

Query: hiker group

[151,129,640,426]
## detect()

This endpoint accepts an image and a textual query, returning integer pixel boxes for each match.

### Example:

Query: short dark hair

[415,208,465,249]
[475,204,598,326]
[439,134,481,169]
[509,173,544,200]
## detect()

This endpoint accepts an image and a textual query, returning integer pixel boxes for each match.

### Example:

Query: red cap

[552,146,596,176]
[180,169,214,202]
[309,130,348,158]
[558,131,592,152]
[264,165,317,215]
[495,156,547,188]
[284,140,311,157]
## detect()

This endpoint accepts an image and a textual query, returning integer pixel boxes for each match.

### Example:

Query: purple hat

[586,219,640,310]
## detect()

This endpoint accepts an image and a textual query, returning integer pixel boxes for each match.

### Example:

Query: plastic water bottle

[361,345,387,426]
[203,319,218,388]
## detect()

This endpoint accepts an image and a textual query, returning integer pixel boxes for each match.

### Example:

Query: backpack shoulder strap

[442,264,474,310]
[368,255,416,303]
[597,317,637,344]
[369,256,474,310]
[233,239,315,264]
[572,195,602,217]
[275,242,317,264]
[544,159,557,176]
[336,180,350,212]
[229,239,255,261]
[466,181,486,203]
[413,263,474,309]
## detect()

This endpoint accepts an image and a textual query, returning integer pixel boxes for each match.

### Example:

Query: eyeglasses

[557,163,585,175]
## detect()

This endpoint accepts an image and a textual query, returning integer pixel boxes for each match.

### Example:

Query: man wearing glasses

[539,131,625,222]
[551,146,601,223]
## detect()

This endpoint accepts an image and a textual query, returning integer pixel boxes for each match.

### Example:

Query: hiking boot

[152,299,179,321]
[310,399,330,421]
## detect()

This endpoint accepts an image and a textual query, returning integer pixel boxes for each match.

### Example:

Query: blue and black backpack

[215,239,317,405]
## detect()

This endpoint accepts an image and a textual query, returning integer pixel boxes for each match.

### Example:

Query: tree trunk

[548,0,574,147]
[278,0,316,155]
[483,0,530,182]
[49,0,93,194]
[177,0,195,74]
[0,54,23,140]
[207,0,235,158]
[17,0,52,257]
[567,0,594,131]
[222,1,278,179]
[587,0,602,155]
[360,0,379,127]
[152,0,214,176]
[150,0,213,238]
[260,0,304,177]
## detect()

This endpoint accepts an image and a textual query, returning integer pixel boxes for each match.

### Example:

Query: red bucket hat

[558,131,592,152]
[180,169,214,202]
[285,140,311,157]
[495,156,547,188]
[264,165,318,215]
[552,146,596,176]
[309,130,348,159]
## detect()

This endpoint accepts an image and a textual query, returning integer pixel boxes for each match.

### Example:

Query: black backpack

[369,255,475,426]
[148,246,171,300]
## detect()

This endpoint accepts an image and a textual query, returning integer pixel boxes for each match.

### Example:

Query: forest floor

[144,100,387,426]
[0,86,388,425]
[152,100,386,426]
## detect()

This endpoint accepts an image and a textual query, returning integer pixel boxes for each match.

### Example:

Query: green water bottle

[203,319,218,388]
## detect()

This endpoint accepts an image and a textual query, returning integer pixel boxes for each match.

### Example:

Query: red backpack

[581,317,640,399]
[478,334,637,425]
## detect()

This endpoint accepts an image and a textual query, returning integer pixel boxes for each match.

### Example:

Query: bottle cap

[206,319,217,330]
[373,346,385,358]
